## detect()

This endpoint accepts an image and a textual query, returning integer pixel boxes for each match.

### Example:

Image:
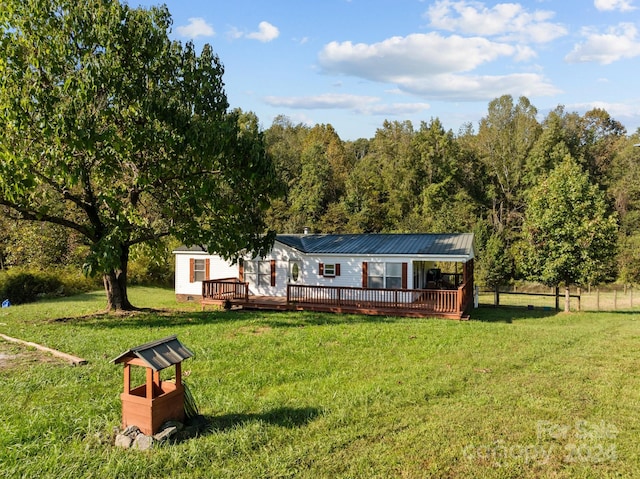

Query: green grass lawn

[1,287,639,478]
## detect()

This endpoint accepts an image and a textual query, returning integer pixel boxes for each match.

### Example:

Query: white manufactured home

[173,233,475,319]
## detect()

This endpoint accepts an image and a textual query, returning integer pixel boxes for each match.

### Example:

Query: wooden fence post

[555,286,559,312]
[577,287,581,312]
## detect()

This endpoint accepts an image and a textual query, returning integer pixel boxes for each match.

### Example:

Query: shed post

[123,364,131,395]
[175,362,183,392]
[146,368,154,399]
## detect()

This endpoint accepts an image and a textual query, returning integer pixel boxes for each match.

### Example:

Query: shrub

[0,272,62,305]
[0,267,102,304]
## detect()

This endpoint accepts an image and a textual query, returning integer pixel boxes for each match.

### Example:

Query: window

[244,261,256,285]
[385,263,403,289]
[366,262,405,289]
[319,263,340,277]
[193,259,206,282]
[367,262,384,289]
[290,262,300,282]
[258,261,272,286]
[245,260,273,287]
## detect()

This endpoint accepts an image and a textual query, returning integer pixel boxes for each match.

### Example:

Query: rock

[114,434,133,449]
[160,420,184,432]
[153,426,178,443]
[122,425,141,437]
[132,434,154,451]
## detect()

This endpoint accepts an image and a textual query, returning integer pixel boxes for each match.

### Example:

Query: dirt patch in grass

[0,341,66,370]
[230,325,273,337]
[51,307,177,323]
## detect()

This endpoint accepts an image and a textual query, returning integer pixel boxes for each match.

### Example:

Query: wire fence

[477,286,640,312]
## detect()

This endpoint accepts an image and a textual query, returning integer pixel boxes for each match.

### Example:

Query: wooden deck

[202,280,472,319]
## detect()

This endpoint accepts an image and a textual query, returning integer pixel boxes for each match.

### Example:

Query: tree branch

[126,230,171,248]
[0,199,94,239]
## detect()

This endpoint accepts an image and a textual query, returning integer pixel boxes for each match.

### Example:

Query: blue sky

[133,0,640,140]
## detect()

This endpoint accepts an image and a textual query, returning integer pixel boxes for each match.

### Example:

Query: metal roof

[172,234,475,260]
[172,245,207,253]
[276,233,474,258]
[112,335,194,371]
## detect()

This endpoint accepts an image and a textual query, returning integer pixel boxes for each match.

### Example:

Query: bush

[0,272,62,305]
[0,267,102,304]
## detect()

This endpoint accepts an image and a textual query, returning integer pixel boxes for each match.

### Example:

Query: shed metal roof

[112,335,194,371]
[276,233,474,258]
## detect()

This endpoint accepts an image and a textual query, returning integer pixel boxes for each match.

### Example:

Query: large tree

[0,0,281,310]
[521,156,618,311]
[476,95,541,235]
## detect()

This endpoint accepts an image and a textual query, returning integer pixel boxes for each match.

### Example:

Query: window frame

[367,262,385,289]
[319,262,340,278]
[323,263,336,277]
[245,260,273,287]
[385,262,403,289]
[366,261,405,289]
[193,259,206,282]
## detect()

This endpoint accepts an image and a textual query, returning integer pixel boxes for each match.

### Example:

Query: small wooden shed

[112,335,194,435]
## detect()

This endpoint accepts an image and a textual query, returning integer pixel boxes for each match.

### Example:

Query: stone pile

[114,415,208,450]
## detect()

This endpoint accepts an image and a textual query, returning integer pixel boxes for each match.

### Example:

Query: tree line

[262,95,639,290]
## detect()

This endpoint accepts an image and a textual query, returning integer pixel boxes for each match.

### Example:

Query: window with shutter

[190,258,206,282]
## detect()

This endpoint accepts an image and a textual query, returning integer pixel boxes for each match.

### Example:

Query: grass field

[478,287,640,312]
[1,287,639,478]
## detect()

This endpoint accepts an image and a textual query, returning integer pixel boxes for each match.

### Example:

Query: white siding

[300,255,416,290]
[173,251,239,296]
[209,256,239,279]
[175,240,461,299]
[243,242,303,296]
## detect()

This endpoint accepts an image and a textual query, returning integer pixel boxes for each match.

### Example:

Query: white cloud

[367,102,432,116]
[513,44,538,62]
[176,18,215,39]
[565,23,640,64]
[319,33,515,79]
[425,0,567,43]
[397,72,561,101]
[227,26,243,40]
[265,93,378,110]
[246,21,280,42]
[594,0,636,12]
[568,100,639,121]
[263,93,430,116]
[317,32,559,101]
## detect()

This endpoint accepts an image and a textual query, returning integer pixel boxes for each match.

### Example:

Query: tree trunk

[103,244,135,311]
[564,286,570,313]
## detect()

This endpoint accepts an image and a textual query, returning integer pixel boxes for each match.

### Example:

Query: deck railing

[287,283,470,315]
[203,279,473,317]
[202,279,249,301]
